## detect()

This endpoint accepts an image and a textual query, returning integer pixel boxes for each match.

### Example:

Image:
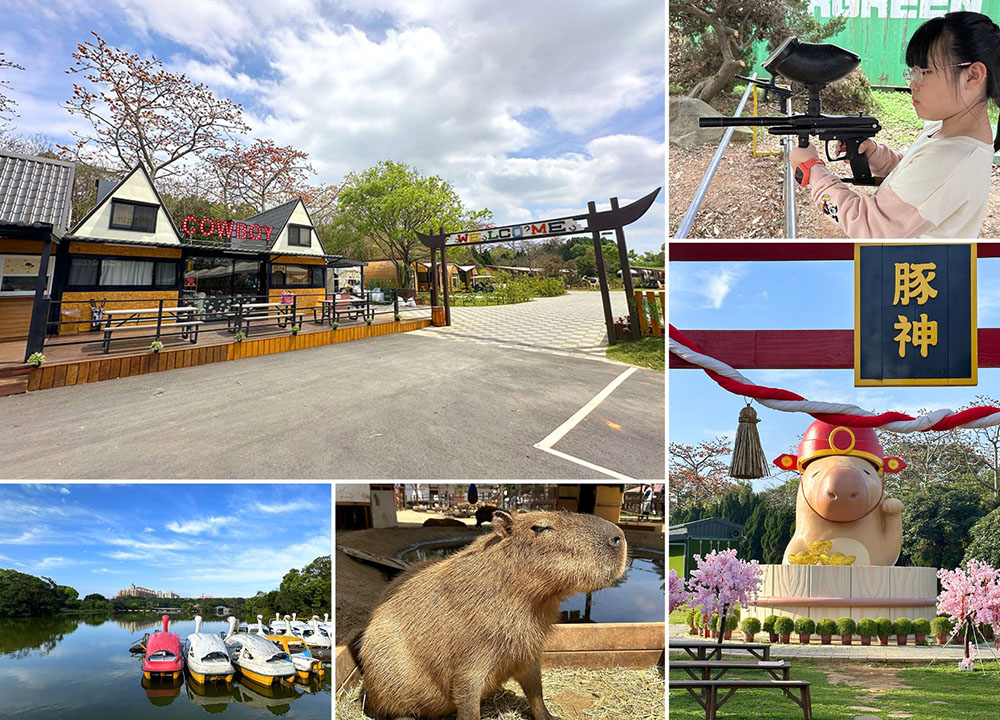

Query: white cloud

[92,567,126,573]
[34,556,71,569]
[142,527,154,533]
[701,268,742,310]
[166,516,235,536]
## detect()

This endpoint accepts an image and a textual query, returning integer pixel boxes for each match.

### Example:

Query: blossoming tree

[687,548,763,646]
[669,569,690,614]
[937,559,1000,666]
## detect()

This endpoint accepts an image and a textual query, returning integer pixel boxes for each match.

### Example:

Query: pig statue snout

[814,465,869,522]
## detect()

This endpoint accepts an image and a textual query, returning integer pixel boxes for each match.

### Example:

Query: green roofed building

[669,517,743,579]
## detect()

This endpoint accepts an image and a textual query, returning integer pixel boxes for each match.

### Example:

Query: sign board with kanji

[855,243,977,387]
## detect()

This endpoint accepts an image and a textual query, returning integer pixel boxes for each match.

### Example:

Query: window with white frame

[0,254,54,296]
[287,224,311,247]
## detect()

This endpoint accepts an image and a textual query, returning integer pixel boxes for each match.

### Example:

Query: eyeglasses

[903,62,974,86]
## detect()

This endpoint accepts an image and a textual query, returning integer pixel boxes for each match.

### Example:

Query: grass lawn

[606,335,665,370]
[669,654,999,719]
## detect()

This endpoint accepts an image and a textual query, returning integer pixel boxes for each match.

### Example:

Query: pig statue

[773,421,906,566]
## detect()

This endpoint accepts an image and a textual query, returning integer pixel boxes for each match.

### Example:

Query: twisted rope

[669,325,1000,433]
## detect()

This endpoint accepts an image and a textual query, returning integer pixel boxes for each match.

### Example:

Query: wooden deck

[1,310,433,394]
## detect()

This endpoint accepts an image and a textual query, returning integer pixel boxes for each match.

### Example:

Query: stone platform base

[748,564,938,622]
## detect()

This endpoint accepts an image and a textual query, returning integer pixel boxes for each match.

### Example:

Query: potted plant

[687,608,699,635]
[762,615,779,643]
[913,618,931,645]
[857,618,877,646]
[740,617,761,643]
[291,324,300,335]
[893,617,913,646]
[235,331,246,343]
[794,617,815,644]
[875,617,893,645]
[331,321,339,330]
[837,617,857,645]
[724,614,738,640]
[366,317,373,326]
[931,617,954,645]
[26,351,45,367]
[394,313,402,322]
[774,616,794,644]
[709,613,721,639]
[149,340,164,353]
[816,618,837,645]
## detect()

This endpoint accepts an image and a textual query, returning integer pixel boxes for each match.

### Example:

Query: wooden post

[611,197,640,341]
[430,247,439,308]
[589,201,617,346]
[440,226,451,327]
[23,229,54,363]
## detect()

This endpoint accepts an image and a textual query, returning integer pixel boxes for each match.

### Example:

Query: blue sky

[0,483,331,598]
[0,0,664,252]
[669,252,1000,492]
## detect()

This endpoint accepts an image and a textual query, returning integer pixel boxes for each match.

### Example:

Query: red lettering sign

[179,215,274,243]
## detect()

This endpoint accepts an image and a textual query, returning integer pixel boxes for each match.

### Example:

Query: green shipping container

[751,0,998,88]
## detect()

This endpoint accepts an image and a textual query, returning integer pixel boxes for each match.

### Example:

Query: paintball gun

[699,37,883,186]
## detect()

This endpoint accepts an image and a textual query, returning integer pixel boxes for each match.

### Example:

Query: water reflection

[233,678,299,714]
[0,615,84,658]
[186,679,237,714]
[142,673,184,706]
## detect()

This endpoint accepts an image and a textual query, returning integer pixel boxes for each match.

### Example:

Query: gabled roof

[69,163,184,244]
[0,150,76,235]
[241,198,304,251]
[668,517,744,542]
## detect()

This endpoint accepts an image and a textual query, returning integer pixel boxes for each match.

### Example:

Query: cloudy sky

[0,0,664,252]
[670,253,1000,492]
[0,483,331,598]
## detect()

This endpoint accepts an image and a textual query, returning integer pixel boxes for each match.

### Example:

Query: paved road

[410,290,632,361]
[1,325,664,479]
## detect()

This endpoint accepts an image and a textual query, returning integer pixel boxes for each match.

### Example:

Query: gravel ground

[669,127,1000,239]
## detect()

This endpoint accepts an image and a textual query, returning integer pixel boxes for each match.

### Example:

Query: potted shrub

[816,618,837,645]
[291,324,300,335]
[741,617,761,643]
[794,617,815,644]
[857,618,877,646]
[724,614,738,640]
[235,331,246,342]
[149,340,163,353]
[875,617,893,645]
[931,617,954,645]
[774,616,794,644]
[26,351,45,367]
[913,618,931,645]
[709,614,719,638]
[762,615,779,643]
[893,617,913,646]
[837,617,857,645]
[687,608,698,635]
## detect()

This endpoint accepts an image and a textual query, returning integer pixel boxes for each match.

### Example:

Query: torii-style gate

[416,188,660,345]
[669,242,1000,371]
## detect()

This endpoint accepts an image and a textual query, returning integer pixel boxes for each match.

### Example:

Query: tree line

[0,555,331,619]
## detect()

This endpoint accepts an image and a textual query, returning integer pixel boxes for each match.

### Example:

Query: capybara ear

[492,510,515,538]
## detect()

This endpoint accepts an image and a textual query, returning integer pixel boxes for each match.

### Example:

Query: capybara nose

[815,466,869,522]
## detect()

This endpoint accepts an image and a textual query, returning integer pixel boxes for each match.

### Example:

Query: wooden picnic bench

[672,659,791,682]
[102,306,202,353]
[669,678,813,719]
[229,302,300,336]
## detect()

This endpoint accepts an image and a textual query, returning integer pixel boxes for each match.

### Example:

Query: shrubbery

[836,617,857,636]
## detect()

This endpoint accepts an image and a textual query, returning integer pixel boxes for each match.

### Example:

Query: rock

[853,716,882,720]
[887,713,913,718]
[849,707,881,713]
[669,96,752,147]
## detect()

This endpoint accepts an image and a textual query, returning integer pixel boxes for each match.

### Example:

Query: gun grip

[798,135,810,148]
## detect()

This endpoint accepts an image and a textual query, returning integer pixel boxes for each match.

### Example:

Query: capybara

[774,421,906,566]
[356,510,627,720]
[474,505,498,526]
[422,517,466,527]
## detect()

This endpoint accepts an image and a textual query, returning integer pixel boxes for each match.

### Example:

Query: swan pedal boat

[223,616,295,686]
[142,614,183,681]
[265,633,324,681]
[184,615,235,684]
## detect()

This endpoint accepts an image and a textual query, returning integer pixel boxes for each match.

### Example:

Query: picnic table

[318,296,369,324]
[229,301,298,336]
[671,639,772,662]
[672,659,791,682]
[102,305,201,353]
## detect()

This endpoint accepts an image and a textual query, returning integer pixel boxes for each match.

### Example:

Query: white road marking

[533,367,638,479]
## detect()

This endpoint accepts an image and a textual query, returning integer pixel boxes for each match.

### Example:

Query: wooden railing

[634,290,664,337]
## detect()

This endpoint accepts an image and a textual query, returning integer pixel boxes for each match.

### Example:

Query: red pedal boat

[142,614,183,680]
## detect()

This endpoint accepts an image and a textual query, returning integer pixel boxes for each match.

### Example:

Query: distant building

[117,583,180,599]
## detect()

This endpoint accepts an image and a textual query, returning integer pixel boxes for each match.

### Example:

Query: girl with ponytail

[790,11,1000,238]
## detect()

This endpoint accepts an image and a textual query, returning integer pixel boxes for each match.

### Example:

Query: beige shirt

[809,120,994,238]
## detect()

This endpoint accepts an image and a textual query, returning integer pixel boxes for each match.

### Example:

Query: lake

[399,542,665,623]
[0,614,331,719]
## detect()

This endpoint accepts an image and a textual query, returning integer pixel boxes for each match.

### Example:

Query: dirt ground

[668,134,1000,238]
[335,665,665,720]
[821,662,915,708]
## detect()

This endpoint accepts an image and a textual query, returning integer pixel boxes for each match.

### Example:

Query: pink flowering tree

[937,559,1000,664]
[687,548,763,646]
[669,569,690,614]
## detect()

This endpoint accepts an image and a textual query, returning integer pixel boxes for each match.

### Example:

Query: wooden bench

[672,659,791,682]
[671,640,772,662]
[669,678,813,719]
[241,312,300,336]
[103,321,203,353]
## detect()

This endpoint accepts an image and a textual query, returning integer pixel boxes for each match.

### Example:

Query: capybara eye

[531,525,553,533]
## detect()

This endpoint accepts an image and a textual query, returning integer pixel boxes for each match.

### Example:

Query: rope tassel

[730,404,770,479]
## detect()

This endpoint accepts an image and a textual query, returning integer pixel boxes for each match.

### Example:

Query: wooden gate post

[589,200,617,346]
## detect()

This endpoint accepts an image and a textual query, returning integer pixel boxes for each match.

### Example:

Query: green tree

[0,569,62,617]
[901,484,985,569]
[741,502,767,562]
[276,555,331,617]
[761,507,794,564]
[336,161,491,288]
[963,507,1000,568]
